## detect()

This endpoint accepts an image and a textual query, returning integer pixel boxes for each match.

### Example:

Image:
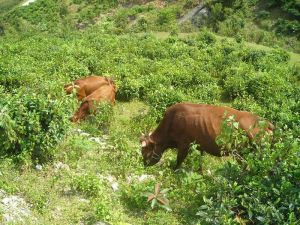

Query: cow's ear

[149,137,155,145]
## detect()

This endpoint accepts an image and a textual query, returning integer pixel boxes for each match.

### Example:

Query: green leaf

[257,216,265,222]
[160,204,172,212]
[160,188,169,194]
[157,196,169,205]
[142,192,153,197]
[196,211,207,216]
[233,121,239,129]
[199,205,209,210]
[147,194,155,202]
[151,198,157,209]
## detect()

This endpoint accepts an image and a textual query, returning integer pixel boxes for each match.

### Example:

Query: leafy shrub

[94,197,111,221]
[117,78,144,101]
[194,30,217,46]
[196,125,300,224]
[71,173,105,197]
[205,0,300,52]
[135,17,149,32]
[268,0,300,17]
[72,173,112,221]
[223,64,254,100]
[241,48,267,66]
[155,6,180,31]
[157,8,176,26]
[0,90,70,163]
[93,101,114,132]
[256,10,270,19]
[145,86,187,118]
[121,179,155,210]
[183,0,199,9]
[275,18,300,35]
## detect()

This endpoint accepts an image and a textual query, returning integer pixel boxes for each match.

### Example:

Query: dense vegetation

[205,0,300,53]
[0,0,299,224]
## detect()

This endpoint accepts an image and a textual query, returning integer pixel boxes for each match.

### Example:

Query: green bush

[93,101,115,132]
[0,90,70,163]
[157,8,176,25]
[275,18,300,36]
[256,10,270,19]
[121,179,155,210]
[196,125,300,224]
[94,198,111,221]
[71,173,105,197]
[72,173,112,221]
[145,86,187,118]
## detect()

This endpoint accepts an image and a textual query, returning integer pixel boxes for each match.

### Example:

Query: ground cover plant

[0,0,299,224]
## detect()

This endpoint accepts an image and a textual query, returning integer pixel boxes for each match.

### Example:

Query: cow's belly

[171,115,222,156]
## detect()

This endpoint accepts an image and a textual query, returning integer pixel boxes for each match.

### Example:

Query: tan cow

[140,103,274,170]
[64,75,113,101]
[71,81,117,122]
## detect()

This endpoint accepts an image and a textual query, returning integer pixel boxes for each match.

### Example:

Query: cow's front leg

[77,88,86,101]
[174,144,189,170]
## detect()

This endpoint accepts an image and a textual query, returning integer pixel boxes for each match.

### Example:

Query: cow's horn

[141,141,147,147]
[148,132,152,136]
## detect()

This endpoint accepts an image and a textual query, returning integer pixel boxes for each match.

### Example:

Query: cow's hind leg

[197,149,204,175]
[175,143,189,170]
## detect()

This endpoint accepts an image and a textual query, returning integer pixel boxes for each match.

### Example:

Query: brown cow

[71,81,117,122]
[64,75,113,101]
[140,103,274,170]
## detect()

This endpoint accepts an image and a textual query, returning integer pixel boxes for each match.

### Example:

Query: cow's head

[140,133,162,167]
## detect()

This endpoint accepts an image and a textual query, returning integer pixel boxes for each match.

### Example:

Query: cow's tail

[105,77,118,92]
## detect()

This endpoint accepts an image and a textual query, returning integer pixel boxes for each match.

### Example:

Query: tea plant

[0,90,71,164]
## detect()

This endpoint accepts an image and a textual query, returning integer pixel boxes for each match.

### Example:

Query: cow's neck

[150,131,163,145]
[150,113,173,153]
[150,133,169,155]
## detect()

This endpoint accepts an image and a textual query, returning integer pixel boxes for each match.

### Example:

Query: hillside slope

[1,0,299,52]
[0,1,299,224]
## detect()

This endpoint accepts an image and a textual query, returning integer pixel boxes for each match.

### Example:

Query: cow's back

[65,75,110,100]
[75,76,109,99]
[84,83,116,104]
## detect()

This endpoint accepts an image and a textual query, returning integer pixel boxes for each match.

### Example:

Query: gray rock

[0,192,36,224]
[35,164,42,171]
[94,221,111,225]
[22,0,37,6]
[53,162,70,171]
